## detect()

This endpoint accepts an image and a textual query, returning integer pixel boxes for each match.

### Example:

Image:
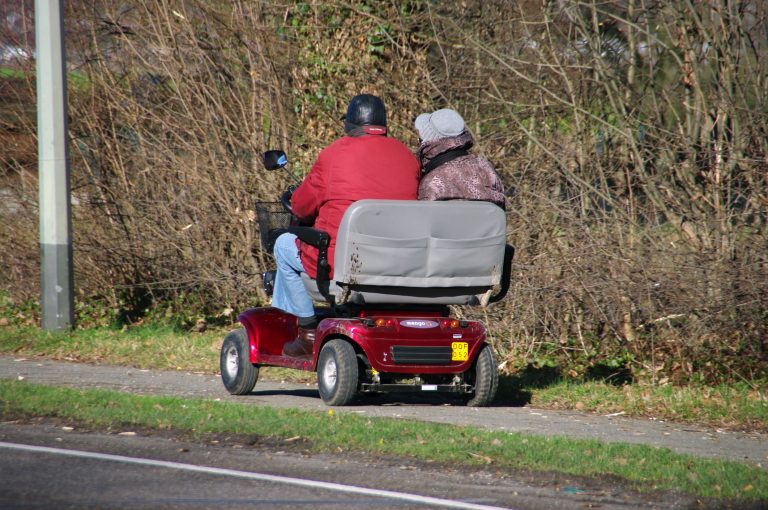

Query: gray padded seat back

[302,200,506,305]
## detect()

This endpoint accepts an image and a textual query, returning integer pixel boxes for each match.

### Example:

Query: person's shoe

[282,328,316,358]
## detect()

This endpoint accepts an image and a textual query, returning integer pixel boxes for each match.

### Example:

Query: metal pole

[36,0,74,330]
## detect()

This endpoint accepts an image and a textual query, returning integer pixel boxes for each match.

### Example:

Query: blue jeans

[271,233,315,318]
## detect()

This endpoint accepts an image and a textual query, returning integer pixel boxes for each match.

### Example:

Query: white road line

[0,441,516,510]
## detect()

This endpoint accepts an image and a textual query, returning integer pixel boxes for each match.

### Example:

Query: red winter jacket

[290,131,420,279]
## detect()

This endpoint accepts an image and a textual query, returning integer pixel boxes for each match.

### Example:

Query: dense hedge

[1,1,766,383]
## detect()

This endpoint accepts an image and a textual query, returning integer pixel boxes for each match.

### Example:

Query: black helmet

[343,94,386,127]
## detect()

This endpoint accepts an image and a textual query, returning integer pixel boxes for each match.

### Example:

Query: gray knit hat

[414,108,465,142]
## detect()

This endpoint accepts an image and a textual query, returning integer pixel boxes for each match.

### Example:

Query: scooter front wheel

[317,339,358,406]
[220,328,259,395]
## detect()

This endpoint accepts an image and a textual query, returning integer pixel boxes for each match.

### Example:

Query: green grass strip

[0,67,26,79]
[0,325,221,373]
[0,67,89,88]
[529,379,768,431]
[1,379,765,501]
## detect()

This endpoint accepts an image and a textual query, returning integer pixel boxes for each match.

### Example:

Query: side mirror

[263,150,288,170]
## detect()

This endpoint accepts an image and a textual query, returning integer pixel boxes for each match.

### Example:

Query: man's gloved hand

[280,186,296,212]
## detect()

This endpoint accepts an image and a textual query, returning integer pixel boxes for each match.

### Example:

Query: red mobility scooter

[220,150,513,406]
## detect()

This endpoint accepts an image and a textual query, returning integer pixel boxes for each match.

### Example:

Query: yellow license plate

[451,342,468,361]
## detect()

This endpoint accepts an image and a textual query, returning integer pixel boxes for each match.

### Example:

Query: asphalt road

[0,422,693,510]
[1,356,766,468]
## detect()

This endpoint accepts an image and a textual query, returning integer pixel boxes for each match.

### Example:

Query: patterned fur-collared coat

[416,132,506,209]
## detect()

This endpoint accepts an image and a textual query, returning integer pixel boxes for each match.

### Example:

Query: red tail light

[362,317,396,328]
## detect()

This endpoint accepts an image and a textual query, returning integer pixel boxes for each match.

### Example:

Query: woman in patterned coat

[414,108,506,209]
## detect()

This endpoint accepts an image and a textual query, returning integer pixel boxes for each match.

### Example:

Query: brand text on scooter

[399,320,439,329]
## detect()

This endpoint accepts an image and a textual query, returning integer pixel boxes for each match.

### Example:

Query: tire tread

[466,344,498,407]
[317,339,358,406]
[220,328,259,395]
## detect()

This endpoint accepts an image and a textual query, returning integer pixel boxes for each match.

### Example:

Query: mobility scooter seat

[299,200,509,305]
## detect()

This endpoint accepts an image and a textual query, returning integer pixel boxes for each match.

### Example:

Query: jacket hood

[417,131,475,167]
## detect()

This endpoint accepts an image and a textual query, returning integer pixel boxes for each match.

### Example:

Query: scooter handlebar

[279,187,296,213]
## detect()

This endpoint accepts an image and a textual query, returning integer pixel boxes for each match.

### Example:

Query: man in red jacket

[273,94,420,358]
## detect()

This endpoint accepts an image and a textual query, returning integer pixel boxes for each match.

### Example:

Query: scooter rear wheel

[317,339,359,406]
[465,344,498,407]
[220,328,259,395]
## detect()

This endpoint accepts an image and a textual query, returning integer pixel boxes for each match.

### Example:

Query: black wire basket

[254,201,294,254]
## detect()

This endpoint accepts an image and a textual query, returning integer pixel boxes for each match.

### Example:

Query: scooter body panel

[238,307,486,375]
[237,307,311,368]
[322,313,486,375]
